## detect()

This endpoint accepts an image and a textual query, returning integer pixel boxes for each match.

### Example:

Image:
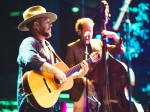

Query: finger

[59,80,63,84]
[61,78,67,84]
[82,61,87,66]
[63,75,67,82]
[82,61,88,68]
[81,63,84,68]
[64,78,67,82]
[62,79,65,83]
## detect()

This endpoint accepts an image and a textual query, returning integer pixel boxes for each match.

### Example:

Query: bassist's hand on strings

[101,30,125,52]
[101,30,120,44]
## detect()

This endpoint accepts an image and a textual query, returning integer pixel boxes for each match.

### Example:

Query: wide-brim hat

[18,5,57,31]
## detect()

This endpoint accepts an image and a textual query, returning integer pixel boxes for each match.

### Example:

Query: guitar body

[22,62,74,109]
[22,52,100,109]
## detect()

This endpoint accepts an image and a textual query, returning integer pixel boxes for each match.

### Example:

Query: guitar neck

[65,58,93,77]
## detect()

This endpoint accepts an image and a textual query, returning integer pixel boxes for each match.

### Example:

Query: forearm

[39,62,59,74]
[120,43,125,54]
[115,37,125,54]
[111,32,119,43]
[107,42,125,55]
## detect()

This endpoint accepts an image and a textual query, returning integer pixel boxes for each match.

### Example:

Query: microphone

[84,31,90,44]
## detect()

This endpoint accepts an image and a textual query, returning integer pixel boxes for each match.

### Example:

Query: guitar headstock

[89,51,101,63]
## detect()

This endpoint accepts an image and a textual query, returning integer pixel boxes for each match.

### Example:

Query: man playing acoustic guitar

[17,5,89,112]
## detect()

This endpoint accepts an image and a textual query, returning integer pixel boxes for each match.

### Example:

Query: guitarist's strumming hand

[54,68,67,84]
[72,60,89,79]
[40,62,67,84]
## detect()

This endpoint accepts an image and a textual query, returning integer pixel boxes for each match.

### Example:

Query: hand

[39,62,67,84]
[54,69,67,84]
[101,30,120,43]
[80,60,89,76]
[72,60,89,79]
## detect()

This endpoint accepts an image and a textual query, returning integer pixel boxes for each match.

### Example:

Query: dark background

[0,0,149,111]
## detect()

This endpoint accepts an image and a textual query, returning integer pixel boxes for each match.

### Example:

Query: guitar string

[64,58,92,77]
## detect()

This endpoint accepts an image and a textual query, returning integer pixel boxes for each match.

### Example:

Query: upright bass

[89,1,144,112]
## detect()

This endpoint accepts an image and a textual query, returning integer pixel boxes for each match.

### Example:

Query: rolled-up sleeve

[17,37,46,70]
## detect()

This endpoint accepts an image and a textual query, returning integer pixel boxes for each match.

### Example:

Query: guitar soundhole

[54,77,60,84]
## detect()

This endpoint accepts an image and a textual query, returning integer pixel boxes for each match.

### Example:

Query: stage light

[71,7,80,13]
[10,12,20,16]
[141,84,150,92]
[10,11,23,17]
[60,93,69,98]
[95,34,102,40]
[95,34,108,42]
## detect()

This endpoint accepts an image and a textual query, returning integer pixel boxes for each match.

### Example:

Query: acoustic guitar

[22,51,100,110]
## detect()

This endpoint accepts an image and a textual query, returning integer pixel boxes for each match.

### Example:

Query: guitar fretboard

[65,58,93,77]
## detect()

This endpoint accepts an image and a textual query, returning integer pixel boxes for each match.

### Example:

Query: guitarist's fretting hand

[72,60,89,79]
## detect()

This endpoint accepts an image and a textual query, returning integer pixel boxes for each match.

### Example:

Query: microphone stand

[85,37,89,112]
[125,10,132,112]
[87,96,101,112]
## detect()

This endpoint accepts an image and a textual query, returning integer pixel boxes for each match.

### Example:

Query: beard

[40,30,52,39]
[44,32,52,39]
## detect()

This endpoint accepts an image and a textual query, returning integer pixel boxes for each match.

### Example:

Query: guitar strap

[45,40,63,63]
[51,50,63,63]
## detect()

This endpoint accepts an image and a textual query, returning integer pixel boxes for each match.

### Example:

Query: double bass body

[89,53,139,112]
[87,1,143,111]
